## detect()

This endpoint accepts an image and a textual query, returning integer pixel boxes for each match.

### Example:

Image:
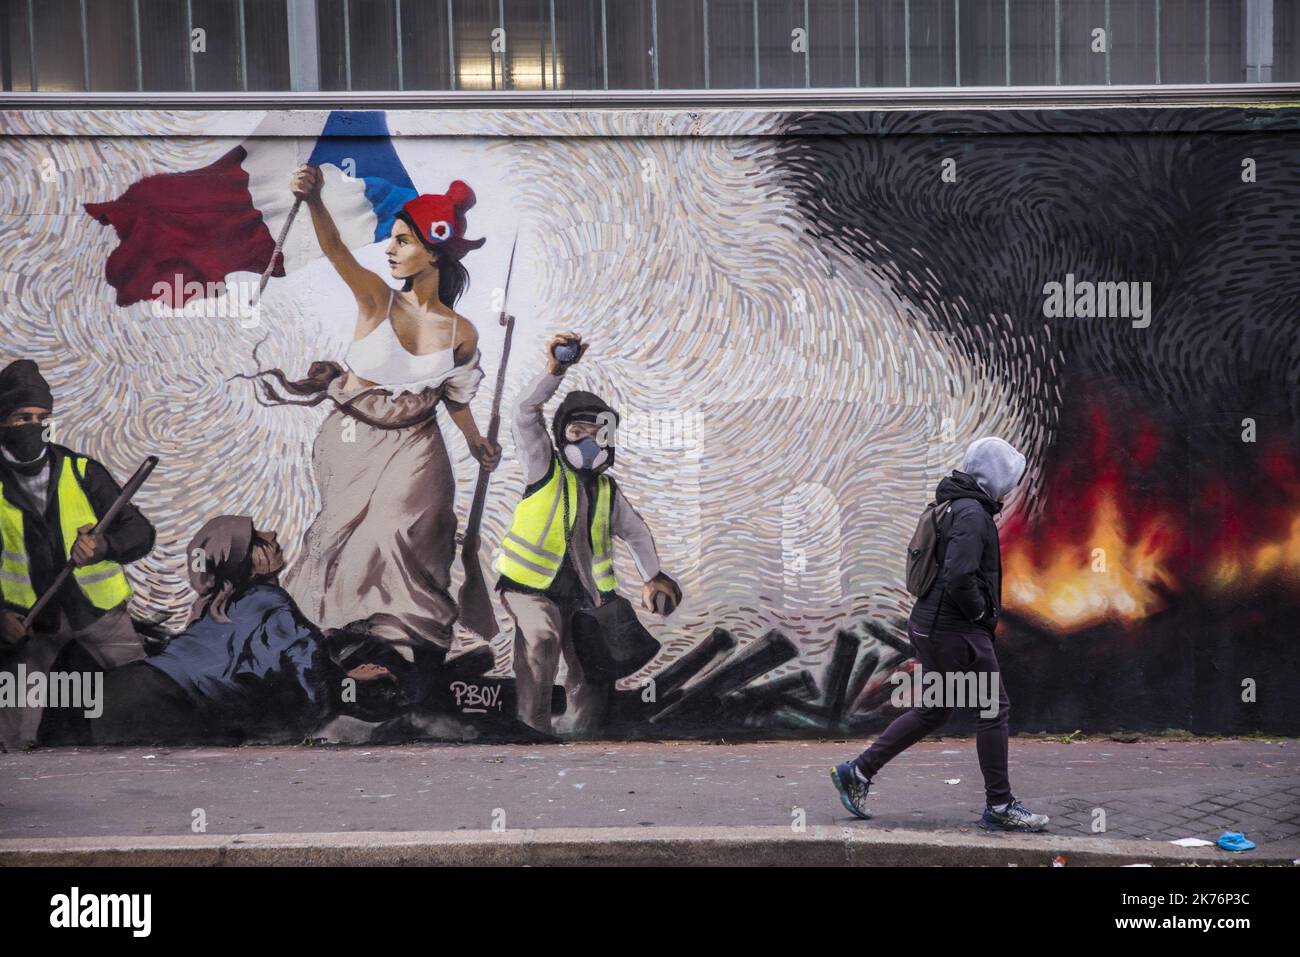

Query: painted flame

[1003,490,1177,633]
[1210,516,1300,589]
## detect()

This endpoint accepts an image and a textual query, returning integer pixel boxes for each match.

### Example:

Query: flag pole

[457,227,521,640]
[257,196,302,300]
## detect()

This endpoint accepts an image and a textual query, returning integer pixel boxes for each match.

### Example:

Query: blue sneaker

[830,762,873,820]
[978,797,1050,832]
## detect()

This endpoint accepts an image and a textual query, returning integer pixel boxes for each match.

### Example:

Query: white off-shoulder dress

[283,290,484,660]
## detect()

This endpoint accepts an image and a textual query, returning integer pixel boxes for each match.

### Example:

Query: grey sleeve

[610,483,662,582]
[512,371,563,487]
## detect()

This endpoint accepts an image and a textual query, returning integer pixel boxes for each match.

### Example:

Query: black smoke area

[773,108,1300,448]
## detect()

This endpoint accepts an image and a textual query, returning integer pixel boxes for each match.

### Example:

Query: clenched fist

[1,610,27,647]
[547,332,588,375]
[71,524,107,567]
[289,164,323,202]
[641,572,682,616]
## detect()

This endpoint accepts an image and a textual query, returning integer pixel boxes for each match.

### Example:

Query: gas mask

[0,423,47,463]
[562,436,614,474]
[560,410,617,475]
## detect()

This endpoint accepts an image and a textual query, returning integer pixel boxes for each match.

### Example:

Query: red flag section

[83,146,283,307]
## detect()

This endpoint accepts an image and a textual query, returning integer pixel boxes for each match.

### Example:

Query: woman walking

[251,165,500,689]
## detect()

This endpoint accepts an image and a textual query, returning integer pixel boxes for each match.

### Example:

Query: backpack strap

[925,503,953,638]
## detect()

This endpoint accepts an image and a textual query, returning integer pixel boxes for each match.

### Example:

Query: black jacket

[0,444,155,631]
[909,471,1003,636]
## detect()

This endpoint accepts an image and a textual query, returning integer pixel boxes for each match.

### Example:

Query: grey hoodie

[909,437,1026,636]
[961,437,1026,503]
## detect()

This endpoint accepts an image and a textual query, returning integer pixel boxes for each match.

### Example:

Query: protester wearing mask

[496,334,681,736]
[830,436,1052,833]
[0,359,156,748]
[93,515,337,744]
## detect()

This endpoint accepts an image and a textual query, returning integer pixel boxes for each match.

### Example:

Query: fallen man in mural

[496,334,682,736]
[0,359,157,749]
[90,515,340,744]
[831,437,1051,832]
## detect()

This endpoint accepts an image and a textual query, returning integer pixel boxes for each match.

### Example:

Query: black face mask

[0,423,48,463]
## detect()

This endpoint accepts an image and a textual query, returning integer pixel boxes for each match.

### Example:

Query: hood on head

[960,436,1026,502]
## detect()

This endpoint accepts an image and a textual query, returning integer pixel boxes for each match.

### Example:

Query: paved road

[1,738,1296,856]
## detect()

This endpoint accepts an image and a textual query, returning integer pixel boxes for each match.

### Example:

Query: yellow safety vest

[0,454,132,612]
[497,456,616,592]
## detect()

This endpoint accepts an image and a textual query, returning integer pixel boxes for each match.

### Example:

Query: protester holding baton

[0,359,157,748]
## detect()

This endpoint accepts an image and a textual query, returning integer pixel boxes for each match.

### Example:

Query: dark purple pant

[853,620,1012,807]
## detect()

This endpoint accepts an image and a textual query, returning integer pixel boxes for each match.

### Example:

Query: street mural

[0,106,1297,746]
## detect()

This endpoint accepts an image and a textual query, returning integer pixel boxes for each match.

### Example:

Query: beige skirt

[283,379,459,660]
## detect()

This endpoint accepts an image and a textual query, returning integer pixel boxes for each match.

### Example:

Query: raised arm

[511,370,563,486]
[289,164,390,324]
[512,333,587,487]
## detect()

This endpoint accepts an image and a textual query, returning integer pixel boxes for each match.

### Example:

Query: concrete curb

[1,826,1292,867]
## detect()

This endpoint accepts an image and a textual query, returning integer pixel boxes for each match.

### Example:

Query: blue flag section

[306,110,418,242]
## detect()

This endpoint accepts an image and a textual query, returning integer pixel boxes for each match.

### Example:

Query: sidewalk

[1,737,1296,865]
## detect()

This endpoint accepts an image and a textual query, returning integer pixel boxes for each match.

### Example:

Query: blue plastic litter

[1217,831,1255,852]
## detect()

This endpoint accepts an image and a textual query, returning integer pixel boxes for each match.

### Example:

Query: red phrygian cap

[400,180,486,260]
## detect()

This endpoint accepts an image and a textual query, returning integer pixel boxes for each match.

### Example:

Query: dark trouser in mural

[854,621,1012,807]
[90,660,207,745]
[501,589,609,737]
[0,604,143,748]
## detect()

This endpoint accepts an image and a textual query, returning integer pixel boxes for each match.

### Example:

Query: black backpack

[905,500,952,598]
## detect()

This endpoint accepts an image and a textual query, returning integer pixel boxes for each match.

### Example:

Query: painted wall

[1,104,1297,745]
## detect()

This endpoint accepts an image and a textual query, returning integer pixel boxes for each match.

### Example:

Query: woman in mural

[250,165,500,688]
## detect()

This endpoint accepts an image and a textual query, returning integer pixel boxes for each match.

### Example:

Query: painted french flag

[84,110,417,307]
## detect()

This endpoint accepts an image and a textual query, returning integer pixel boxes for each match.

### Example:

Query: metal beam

[496,0,504,90]
[905,0,911,88]
[238,0,248,91]
[286,0,320,92]
[652,0,659,90]
[1004,0,1010,86]
[1245,0,1274,83]
[1054,0,1061,86]
[132,0,141,91]
[26,0,36,91]
[13,84,1297,112]
[803,0,810,89]
[185,0,195,92]
[395,0,404,91]
[344,0,352,90]
[1204,0,1210,83]
[703,0,710,90]
[853,0,859,88]
[1105,0,1111,86]
[79,0,90,91]
[1155,0,1161,85]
